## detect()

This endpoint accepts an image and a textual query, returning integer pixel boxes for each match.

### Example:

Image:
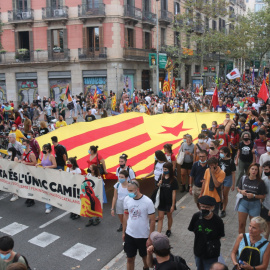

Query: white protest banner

[0,159,103,218]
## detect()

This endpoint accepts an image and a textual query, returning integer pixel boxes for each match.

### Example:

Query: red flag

[258,79,269,102]
[65,85,72,102]
[243,73,246,81]
[212,87,219,109]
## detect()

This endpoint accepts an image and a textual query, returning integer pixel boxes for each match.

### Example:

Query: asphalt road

[0,177,187,270]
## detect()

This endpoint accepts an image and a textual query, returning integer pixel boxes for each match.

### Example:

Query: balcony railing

[124,5,142,21]
[123,48,152,61]
[8,9,34,22]
[49,48,70,61]
[142,11,156,25]
[42,6,68,20]
[78,48,107,60]
[159,10,173,23]
[15,50,31,62]
[78,3,105,17]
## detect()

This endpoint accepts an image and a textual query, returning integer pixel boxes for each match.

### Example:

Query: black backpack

[13,253,31,270]
[172,255,190,270]
[238,233,269,267]
[117,166,136,180]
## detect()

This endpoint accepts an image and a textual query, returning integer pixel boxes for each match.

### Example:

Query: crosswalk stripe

[63,243,96,261]
[0,222,28,236]
[0,192,10,201]
[28,232,60,248]
[39,212,69,229]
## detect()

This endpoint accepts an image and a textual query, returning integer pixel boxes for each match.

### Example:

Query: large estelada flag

[226,68,241,80]
[171,78,176,97]
[36,112,230,179]
[65,85,72,102]
[163,73,170,92]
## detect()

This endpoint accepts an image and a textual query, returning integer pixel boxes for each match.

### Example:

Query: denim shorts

[223,175,233,187]
[238,199,261,217]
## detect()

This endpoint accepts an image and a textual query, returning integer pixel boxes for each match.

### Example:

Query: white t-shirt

[124,195,155,238]
[66,167,81,174]
[116,166,136,182]
[139,105,146,113]
[91,108,97,116]
[154,162,165,181]
[157,103,163,113]
[114,182,129,201]
[145,96,151,104]
[252,103,260,113]
[259,152,270,167]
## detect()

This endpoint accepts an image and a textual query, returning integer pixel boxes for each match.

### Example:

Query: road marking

[39,212,69,229]
[28,232,60,248]
[0,222,28,236]
[63,243,96,261]
[0,192,11,201]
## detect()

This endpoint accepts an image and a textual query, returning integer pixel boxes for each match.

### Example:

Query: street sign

[159,53,167,69]
[149,53,157,67]
[175,78,182,80]
[226,61,233,71]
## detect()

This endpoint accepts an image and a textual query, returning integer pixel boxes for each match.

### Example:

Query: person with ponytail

[66,157,82,220]
[116,154,136,182]
[156,162,178,237]
[163,144,176,171]
[87,145,108,175]
[36,143,57,214]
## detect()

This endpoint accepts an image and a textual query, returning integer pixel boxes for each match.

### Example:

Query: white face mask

[267,147,270,153]
[12,127,16,131]
[198,139,204,143]
[8,151,12,156]
[226,117,230,121]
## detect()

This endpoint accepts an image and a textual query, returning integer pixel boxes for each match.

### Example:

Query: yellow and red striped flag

[266,73,269,85]
[93,88,98,105]
[171,78,176,97]
[111,95,116,110]
[36,112,230,179]
[163,73,170,92]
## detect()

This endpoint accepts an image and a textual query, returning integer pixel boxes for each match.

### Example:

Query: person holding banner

[19,139,37,207]
[36,143,57,214]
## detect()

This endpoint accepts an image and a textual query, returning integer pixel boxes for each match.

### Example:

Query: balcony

[78,3,105,22]
[8,9,34,25]
[124,5,142,24]
[78,48,107,60]
[42,6,68,24]
[159,10,173,25]
[123,48,152,61]
[15,50,31,62]
[142,11,156,27]
[48,48,70,61]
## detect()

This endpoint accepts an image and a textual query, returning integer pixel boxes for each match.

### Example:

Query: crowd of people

[1,75,270,270]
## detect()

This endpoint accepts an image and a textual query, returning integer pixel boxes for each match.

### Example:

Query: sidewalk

[101,190,253,270]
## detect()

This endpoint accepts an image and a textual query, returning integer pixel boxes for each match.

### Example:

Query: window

[161,0,168,11]
[52,29,64,51]
[212,20,217,30]
[51,0,62,8]
[174,2,180,14]
[174,31,180,46]
[205,17,209,30]
[144,0,150,12]
[161,28,166,46]
[186,34,191,48]
[16,0,28,10]
[18,31,30,50]
[127,28,134,48]
[88,27,99,50]
[145,32,151,49]
[86,0,99,8]
[219,19,225,31]
[195,65,200,73]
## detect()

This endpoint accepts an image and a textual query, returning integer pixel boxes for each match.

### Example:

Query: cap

[198,195,216,206]
[150,231,170,250]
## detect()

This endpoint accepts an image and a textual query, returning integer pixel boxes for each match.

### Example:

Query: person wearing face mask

[218,147,236,218]
[241,123,256,141]
[215,125,231,151]
[210,121,218,136]
[122,180,155,270]
[228,124,239,161]
[189,150,209,209]
[194,134,209,162]
[86,145,108,175]
[222,114,234,134]
[51,136,67,170]
[116,153,136,182]
[208,140,220,159]
[163,144,176,172]
[58,98,66,119]
[9,124,26,143]
[26,131,40,160]
[0,236,27,268]
[55,115,67,129]
[156,163,178,237]
[253,130,267,164]
[259,140,270,175]
[188,195,225,270]
[35,143,57,213]
[111,170,129,232]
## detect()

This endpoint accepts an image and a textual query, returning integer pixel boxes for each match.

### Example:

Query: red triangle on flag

[258,79,269,103]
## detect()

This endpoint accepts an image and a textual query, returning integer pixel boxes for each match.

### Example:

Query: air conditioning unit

[54,9,64,17]
[22,12,31,20]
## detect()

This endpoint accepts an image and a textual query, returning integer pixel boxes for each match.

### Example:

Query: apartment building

[0,0,246,105]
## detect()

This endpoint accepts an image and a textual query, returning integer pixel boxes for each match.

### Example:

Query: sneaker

[10,195,19,202]
[72,214,80,220]
[166,230,172,237]
[45,208,52,214]
[85,219,93,227]
[92,218,100,226]
[117,224,123,232]
[27,200,35,207]
[220,210,226,218]
[70,213,75,219]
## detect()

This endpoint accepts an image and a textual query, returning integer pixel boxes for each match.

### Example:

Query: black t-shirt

[40,128,49,136]
[218,158,236,176]
[239,142,254,163]
[85,115,96,122]
[238,176,266,201]
[54,144,66,166]
[188,212,225,258]
[152,254,179,270]
[159,177,179,208]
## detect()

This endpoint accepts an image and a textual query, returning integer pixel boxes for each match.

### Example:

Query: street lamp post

[156,0,159,95]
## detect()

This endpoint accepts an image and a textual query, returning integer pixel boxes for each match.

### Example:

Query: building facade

[0,0,247,105]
